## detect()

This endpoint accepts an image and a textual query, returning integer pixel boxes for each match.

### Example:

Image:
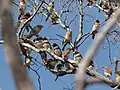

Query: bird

[19,42,30,57]
[87,60,94,70]
[90,20,100,39]
[43,37,52,49]
[18,12,32,32]
[39,51,48,65]
[24,56,32,68]
[45,1,54,21]
[20,12,31,23]
[104,8,114,20]
[19,0,26,15]
[104,66,112,79]
[46,59,64,72]
[19,42,32,68]
[99,0,110,9]
[62,48,74,72]
[49,11,59,24]
[46,1,59,24]
[62,48,71,60]
[52,43,62,57]
[73,49,83,65]
[87,0,97,6]
[29,25,43,37]
[115,59,120,83]
[33,37,44,49]
[116,74,120,83]
[62,30,72,50]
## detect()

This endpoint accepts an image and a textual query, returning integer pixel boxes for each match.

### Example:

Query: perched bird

[28,25,43,38]
[98,0,110,12]
[39,51,48,65]
[104,66,112,79]
[87,0,97,6]
[62,30,72,50]
[73,49,83,65]
[43,37,52,49]
[19,0,26,15]
[46,1,59,24]
[33,37,48,65]
[20,12,31,23]
[52,43,62,57]
[90,20,100,39]
[19,42,30,57]
[19,42,32,68]
[46,59,64,72]
[46,1,54,21]
[116,74,120,84]
[33,37,44,49]
[104,8,114,20]
[18,12,32,32]
[24,56,32,68]
[62,47,74,71]
[62,48,71,60]
[88,60,94,70]
[49,12,59,24]
[114,59,120,89]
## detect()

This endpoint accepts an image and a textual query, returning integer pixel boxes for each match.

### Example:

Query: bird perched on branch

[46,1,59,24]
[114,58,120,89]
[19,12,31,23]
[52,43,62,57]
[19,42,32,68]
[87,0,97,6]
[90,20,100,39]
[73,49,83,65]
[33,37,44,49]
[104,66,112,79]
[24,56,32,68]
[62,48,71,60]
[87,60,94,70]
[62,30,72,50]
[115,59,120,82]
[43,37,52,49]
[18,12,32,32]
[46,1,54,21]
[19,0,26,15]
[29,25,43,37]
[62,48,75,73]
[33,37,48,64]
[46,59,64,73]
[39,51,48,65]
[104,8,114,20]
[23,25,43,39]
[99,0,110,10]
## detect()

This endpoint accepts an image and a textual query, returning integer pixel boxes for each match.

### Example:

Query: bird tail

[55,76,58,81]
[92,33,95,39]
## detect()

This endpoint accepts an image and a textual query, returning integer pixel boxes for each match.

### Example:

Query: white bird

[90,20,100,39]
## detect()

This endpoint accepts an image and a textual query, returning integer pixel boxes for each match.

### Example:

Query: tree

[0,0,120,90]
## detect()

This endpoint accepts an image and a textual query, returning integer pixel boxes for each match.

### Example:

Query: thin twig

[29,66,41,90]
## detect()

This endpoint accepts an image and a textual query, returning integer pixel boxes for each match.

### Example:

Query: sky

[0,0,120,90]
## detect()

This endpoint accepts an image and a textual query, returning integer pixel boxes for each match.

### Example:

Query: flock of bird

[17,0,120,86]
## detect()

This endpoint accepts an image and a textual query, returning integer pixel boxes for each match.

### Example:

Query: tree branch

[75,0,83,45]
[76,8,120,90]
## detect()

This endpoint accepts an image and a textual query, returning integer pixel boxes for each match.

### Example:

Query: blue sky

[0,0,120,90]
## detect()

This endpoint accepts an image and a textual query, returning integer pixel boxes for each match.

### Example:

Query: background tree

[0,0,120,90]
